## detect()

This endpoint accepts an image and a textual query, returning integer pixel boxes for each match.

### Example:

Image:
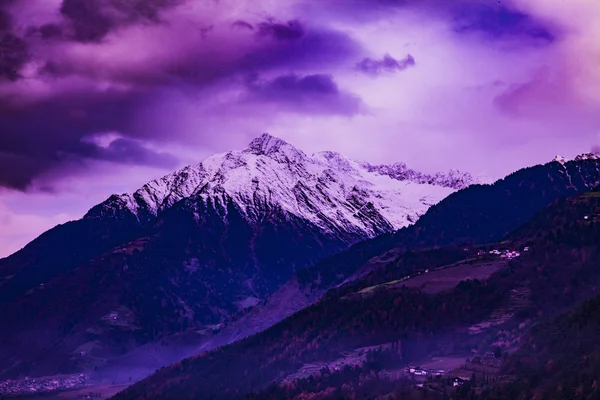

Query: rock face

[0,134,466,379]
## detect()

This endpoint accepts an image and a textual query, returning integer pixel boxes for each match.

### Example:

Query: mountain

[0,134,466,379]
[85,133,471,236]
[112,188,600,400]
[187,153,600,357]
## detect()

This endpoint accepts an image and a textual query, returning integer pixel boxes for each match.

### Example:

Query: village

[402,350,511,396]
[480,248,526,259]
[0,373,89,397]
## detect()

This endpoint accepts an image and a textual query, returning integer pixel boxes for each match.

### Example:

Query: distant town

[0,373,89,397]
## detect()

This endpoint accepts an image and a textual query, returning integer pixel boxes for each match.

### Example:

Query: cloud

[0,1,364,191]
[0,31,28,81]
[0,0,597,197]
[450,2,556,45]
[58,0,184,42]
[256,19,304,41]
[0,3,28,81]
[231,20,253,31]
[491,0,600,119]
[0,89,179,190]
[510,0,600,107]
[244,73,362,115]
[79,134,179,167]
[356,54,415,76]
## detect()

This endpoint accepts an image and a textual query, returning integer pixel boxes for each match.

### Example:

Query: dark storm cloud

[245,73,362,116]
[0,89,178,190]
[0,31,28,81]
[59,0,183,42]
[0,3,28,81]
[241,25,360,72]
[79,137,178,167]
[356,54,415,76]
[451,2,555,44]
[0,8,364,190]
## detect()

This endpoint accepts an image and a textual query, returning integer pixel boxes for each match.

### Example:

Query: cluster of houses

[583,215,600,222]
[481,249,523,259]
[101,312,119,324]
[406,366,430,376]
[0,374,88,396]
[406,366,471,389]
[453,377,469,387]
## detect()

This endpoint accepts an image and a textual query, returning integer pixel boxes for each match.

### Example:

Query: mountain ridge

[84,133,473,238]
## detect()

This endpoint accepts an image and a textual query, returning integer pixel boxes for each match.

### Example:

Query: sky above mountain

[0,0,600,257]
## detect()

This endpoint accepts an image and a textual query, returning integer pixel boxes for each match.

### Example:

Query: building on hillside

[453,377,466,387]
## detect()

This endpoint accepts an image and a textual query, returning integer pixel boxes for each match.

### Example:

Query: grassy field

[398,260,506,294]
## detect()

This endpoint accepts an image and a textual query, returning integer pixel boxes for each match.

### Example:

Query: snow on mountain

[86,133,476,238]
[553,155,568,164]
[552,152,600,164]
[574,152,600,162]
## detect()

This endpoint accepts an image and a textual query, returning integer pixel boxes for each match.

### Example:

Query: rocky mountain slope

[112,188,600,400]
[0,134,466,379]
[187,153,600,357]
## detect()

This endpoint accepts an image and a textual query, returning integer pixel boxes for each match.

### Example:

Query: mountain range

[1,135,600,400]
[113,185,600,400]
[0,134,471,379]
[187,150,600,358]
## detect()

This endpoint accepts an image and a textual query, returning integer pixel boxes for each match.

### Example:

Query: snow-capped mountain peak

[244,133,294,156]
[574,152,600,162]
[553,155,568,164]
[552,152,600,164]
[86,134,477,239]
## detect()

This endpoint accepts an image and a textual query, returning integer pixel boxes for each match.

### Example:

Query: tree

[494,347,502,359]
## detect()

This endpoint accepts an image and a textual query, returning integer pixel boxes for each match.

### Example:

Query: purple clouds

[451,2,556,45]
[1,0,600,257]
[0,31,27,81]
[0,0,598,196]
[245,73,362,115]
[58,0,183,42]
[257,19,305,41]
[0,4,28,81]
[356,54,415,76]
[0,1,364,191]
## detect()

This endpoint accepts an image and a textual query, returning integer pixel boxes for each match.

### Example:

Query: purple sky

[1,0,600,257]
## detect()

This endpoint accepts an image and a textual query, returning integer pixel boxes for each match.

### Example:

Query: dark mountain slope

[112,190,600,400]
[0,215,143,303]
[180,158,600,361]
[503,294,600,400]
[0,197,355,379]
